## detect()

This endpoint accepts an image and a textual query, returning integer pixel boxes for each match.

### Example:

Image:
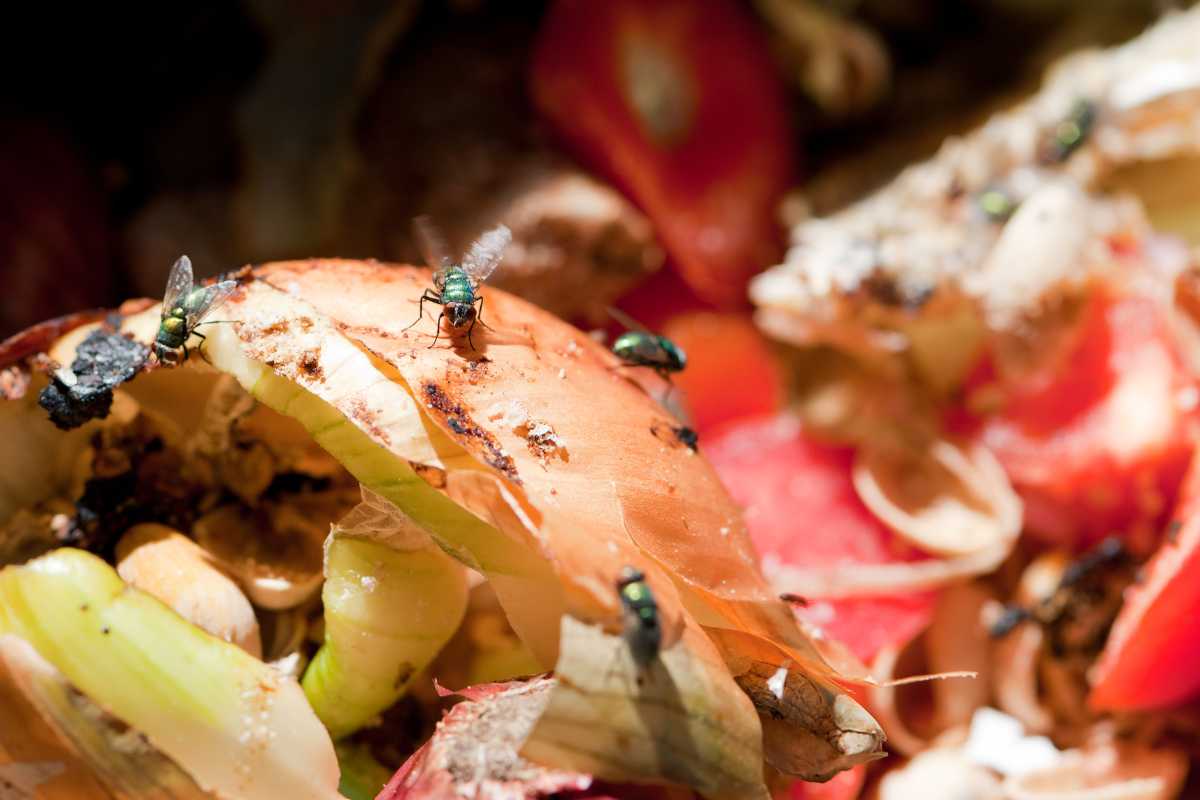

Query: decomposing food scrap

[37,328,147,430]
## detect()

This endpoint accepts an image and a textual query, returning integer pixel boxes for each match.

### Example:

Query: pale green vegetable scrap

[304,490,468,738]
[0,549,342,800]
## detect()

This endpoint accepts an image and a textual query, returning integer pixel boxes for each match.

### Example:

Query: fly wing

[461,224,512,284]
[162,255,195,311]
[606,306,651,334]
[183,280,239,328]
[413,215,453,272]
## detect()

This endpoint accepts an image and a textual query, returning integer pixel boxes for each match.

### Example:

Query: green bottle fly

[616,566,661,668]
[154,256,237,364]
[404,216,511,349]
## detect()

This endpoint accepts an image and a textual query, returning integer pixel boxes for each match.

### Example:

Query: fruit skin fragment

[1090,451,1200,710]
[0,548,342,800]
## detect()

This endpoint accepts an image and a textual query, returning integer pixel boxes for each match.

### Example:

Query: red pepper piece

[530,0,795,308]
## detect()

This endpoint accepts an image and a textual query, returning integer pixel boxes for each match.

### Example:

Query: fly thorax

[441,270,474,305]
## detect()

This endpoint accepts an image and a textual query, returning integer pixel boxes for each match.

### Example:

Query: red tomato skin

[705,414,936,664]
[530,0,794,308]
[1090,453,1200,711]
[789,765,865,800]
[978,292,1197,552]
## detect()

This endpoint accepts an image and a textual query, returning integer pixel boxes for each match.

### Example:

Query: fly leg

[403,290,442,333]
[429,310,446,348]
[192,330,212,364]
[474,296,495,332]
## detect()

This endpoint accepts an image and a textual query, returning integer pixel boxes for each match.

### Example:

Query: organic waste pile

[3,2,1200,800]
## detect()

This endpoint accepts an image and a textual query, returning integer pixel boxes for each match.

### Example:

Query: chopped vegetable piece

[303,495,469,738]
[705,414,937,663]
[0,548,341,800]
[977,291,1197,551]
[1090,451,1200,710]
[531,0,794,307]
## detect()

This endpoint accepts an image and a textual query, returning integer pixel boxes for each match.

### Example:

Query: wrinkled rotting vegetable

[0,259,885,798]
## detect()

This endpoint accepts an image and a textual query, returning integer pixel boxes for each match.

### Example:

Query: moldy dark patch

[298,349,324,381]
[38,329,148,430]
[421,381,519,483]
[673,426,698,451]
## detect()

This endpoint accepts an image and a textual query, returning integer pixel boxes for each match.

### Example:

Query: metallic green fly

[1046,98,1096,162]
[404,216,511,349]
[608,307,687,382]
[155,255,238,364]
[616,565,661,668]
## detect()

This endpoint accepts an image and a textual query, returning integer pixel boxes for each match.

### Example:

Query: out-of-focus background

[0,0,1177,338]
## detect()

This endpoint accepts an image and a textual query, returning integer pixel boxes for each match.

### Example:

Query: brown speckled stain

[298,349,324,382]
[347,397,392,447]
[421,381,520,484]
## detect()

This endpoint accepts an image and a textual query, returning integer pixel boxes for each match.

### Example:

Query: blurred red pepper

[530,0,795,308]
[1090,451,1200,711]
[706,414,936,664]
[972,290,1197,553]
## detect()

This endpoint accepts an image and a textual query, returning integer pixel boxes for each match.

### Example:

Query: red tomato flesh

[1090,452,1200,710]
[977,291,1196,552]
[705,414,936,664]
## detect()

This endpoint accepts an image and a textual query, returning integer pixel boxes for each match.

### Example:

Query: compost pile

[3,2,1200,799]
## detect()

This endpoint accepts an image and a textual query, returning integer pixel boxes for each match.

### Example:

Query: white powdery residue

[557,368,566,380]
[766,666,789,701]
[963,707,1061,778]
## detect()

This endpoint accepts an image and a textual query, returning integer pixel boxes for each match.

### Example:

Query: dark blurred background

[0,0,1172,338]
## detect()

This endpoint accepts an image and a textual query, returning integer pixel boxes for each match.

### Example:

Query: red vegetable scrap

[531,0,795,308]
[706,414,937,664]
[659,311,785,436]
[973,290,1198,552]
[1090,452,1200,711]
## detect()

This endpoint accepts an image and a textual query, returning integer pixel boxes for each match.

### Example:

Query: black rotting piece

[673,425,699,451]
[38,329,148,430]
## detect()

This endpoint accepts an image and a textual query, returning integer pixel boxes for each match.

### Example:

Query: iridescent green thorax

[616,566,660,667]
[612,331,686,373]
[157,311,187,348]
[440,268,475,305]
[1048,99,1095,162]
